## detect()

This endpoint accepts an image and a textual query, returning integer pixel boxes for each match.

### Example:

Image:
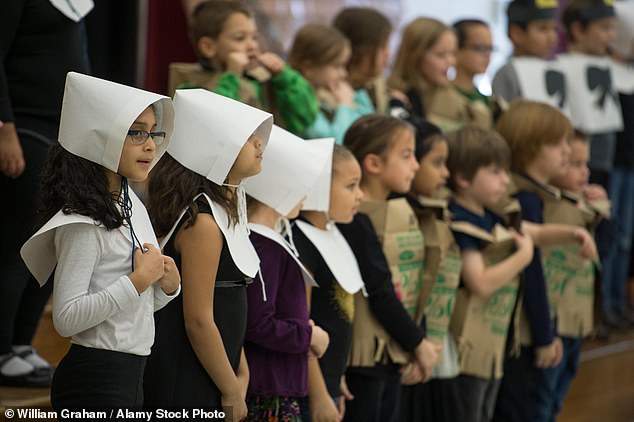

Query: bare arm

[176,213,246,421]
[461,231,533,298]
[523,221,597,259]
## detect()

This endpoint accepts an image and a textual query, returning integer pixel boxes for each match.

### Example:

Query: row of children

[19,69,602,422]
[174,0,634,334]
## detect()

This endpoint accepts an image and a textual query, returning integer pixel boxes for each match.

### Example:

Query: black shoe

[13,346,54,379]
[614,308,634,329]
[595,323,611,341]
[603,308,630,329]
[0,353,51,388]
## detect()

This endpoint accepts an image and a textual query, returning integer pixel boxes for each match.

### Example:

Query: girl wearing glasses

[20,72,180,413]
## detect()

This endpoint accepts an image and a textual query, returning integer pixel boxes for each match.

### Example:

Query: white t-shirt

[52,223,178,356]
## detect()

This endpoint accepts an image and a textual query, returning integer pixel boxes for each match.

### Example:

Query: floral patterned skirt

[246,395,306,422]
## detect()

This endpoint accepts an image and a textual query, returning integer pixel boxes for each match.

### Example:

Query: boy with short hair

[492,0,559,102]
[493,100,598,422]
[447,126,534,422]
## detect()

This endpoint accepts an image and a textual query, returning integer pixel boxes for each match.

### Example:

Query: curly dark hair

[38,144,125,230]
[147,153,239,238]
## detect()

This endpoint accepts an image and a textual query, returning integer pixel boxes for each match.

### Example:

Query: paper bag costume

[21,72,175,286]
[450,220,521,379]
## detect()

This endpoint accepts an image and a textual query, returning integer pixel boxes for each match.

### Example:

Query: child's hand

[257,52,285,74]
[328,80,355,108]
[414,338,442,382]
[157,255,180,295]
[129,244,164,294]
[337,376,353,418]
[309,320,330,358]
[400,361,424,385]
[310,391,342,422]
[583,184,608,201]
[535,337,563,368]
[512,229,534,264]
[226,52,249,76]
[573,227,598,260]
[221,391,248,422]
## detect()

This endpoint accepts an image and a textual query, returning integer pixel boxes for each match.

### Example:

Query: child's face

[455,24,493,76]
[304,46,350,88]
[412,138,449,197]
[461,164,510,208]
[377,128,420,193]
[203,12,260,68]
[550,139,589,193]
[118,106,158,182]
[328,157,363,223]
[573,17,616,55]
[512,20,558,58]
[420,30,457,87]
[228,135,264,182]
[531,137,571,181]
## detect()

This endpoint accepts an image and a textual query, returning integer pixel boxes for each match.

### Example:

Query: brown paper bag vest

[348,198,425,366]
[449,221,520,379]
[511,174,598,344]
[415,197,462,345]
[424,86,493,133]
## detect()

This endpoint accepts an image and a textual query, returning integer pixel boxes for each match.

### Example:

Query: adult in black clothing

[0,0,91,387]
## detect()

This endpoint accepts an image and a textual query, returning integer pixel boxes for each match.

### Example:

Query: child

[338,114,441,422]
[397,119,463,422]
[241,126,332,421]
[19,72,180,409]
[173,0,318,135]
[493,100,597,422]
[292,141,366,421]
[492,0,559,102]
[332,7,393,112]
[537,129,606,422]
[288,23,375,144]
[453,19,505,127]
[144,89,273,422]
[563,0,633,332]
[446,126,534,422]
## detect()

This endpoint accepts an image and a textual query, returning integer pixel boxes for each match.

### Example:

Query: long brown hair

[288,24,350,70]
[148,154,238,237]
[388,17,453,93]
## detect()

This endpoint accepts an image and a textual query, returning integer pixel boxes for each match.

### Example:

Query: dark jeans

[532,337,582,422]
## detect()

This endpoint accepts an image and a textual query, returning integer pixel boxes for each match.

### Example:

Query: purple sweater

[245,232,312,397]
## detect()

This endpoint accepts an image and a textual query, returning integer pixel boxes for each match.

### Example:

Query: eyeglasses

[127,130,166,145]
[463,44,496,54]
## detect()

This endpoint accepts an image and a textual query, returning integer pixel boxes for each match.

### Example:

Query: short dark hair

[562,0,616,42]
[446,125,510,191]
[190,1,252,43]
[453,19,489,49]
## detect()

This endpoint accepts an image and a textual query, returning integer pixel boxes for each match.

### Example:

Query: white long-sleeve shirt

[52,222,178,356]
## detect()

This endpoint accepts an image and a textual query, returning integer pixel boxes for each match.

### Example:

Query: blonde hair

[388,17,453,93]
[496,100,572,173]
[288,24,350,70]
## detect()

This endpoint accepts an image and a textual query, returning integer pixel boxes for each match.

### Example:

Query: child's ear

[570,21,585,44]
[362,153,383,176]
[197,36,217,60]
[508,24,525,45]
[454,172,471,190]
